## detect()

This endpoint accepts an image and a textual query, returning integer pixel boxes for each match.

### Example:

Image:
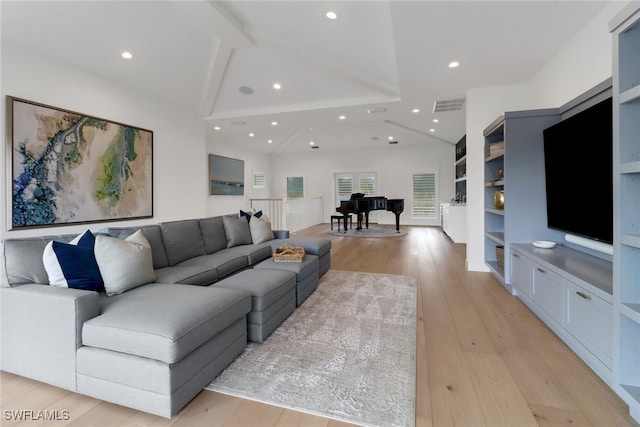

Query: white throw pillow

[249,214,275,244]
[95,230,156,296]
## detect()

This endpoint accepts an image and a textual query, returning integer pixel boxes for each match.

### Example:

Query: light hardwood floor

[1,224,638,427]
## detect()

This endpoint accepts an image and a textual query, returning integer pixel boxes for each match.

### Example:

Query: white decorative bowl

[532,240,556,249]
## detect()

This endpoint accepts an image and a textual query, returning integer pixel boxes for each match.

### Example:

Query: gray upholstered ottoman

[254,254,319,306]
[213,269,297,342]
[268,238,331,277]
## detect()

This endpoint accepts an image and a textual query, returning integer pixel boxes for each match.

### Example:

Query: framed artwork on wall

[8,96,153,229]
[209,154,244,196]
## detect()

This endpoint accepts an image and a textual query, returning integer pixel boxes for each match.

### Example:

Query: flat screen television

[542,97,613,244]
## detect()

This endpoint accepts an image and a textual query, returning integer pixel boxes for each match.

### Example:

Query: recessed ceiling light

[412,108,420,113]
[213,126,221,131]
[249,133,255,137]
[433,119,439,123]
[268,139,273,144]
[273,82,281,90]
[449,61,460,68]
[326,11,337,20]
[309,141,315,145]
[430,129,435,132]
[388,136,394,140]
[271,121,278,126]
[339,115,346,120]
[121,51,133,59]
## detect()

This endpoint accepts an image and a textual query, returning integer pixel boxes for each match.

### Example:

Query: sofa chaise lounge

[0,213,331,417]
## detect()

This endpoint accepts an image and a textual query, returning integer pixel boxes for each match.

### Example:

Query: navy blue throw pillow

[49,241,104,291]
[43,230,104,291]
[240,210,262,222]
[240,210,252,222]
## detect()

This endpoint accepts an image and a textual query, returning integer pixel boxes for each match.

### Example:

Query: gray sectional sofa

[0,214,331,417]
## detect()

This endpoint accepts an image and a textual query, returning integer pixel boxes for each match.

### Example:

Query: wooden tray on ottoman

[274,243,305,262]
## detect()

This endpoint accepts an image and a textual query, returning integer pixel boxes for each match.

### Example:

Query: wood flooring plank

[415,289,433,427]
[464,352,538,427]
[529,403,594,427]
[123,409,174,427]
[14,389,100,427]
[1,382,73,427]
[224,400,283,427]
[424,324,486,427]
[169,391,243,427]
[529,334,639,427]
[273,409,332,427]
[418,267,453,329]
[437,275,498,355]
[1,373,44,407]
[66,401,138,427]
[464,279,579,411]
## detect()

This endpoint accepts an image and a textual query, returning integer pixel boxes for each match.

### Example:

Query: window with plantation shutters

[334,172,379,219]
[336,175,353,201]
[412,173,437,217]
[253,171,265,189]
[359,174,376,196]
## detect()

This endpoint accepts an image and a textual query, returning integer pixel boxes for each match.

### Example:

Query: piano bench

[330,214,352,231]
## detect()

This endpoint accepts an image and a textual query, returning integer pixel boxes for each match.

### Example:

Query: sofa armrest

[273,230,289,239]
[0,284,101,391]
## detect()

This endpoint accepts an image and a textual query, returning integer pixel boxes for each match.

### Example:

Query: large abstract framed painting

[209,154,244,195]
[9,97,153,229]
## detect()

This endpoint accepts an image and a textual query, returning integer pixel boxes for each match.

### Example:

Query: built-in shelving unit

[610,3,640,422]
[442,135,467,244]
[483,110,561,288]
[483,117,506,281]
[454,135,467,202]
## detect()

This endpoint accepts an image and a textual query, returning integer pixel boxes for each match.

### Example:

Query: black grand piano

[336,193,404,233]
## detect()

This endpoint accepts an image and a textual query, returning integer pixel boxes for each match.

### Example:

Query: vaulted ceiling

[2,1,609,154]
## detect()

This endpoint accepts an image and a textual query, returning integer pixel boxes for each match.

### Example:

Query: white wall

[527,1,626,109]
[464,1,627,272]
[271,144,455,227]
[1,41,208,239]
[204,141,272,217]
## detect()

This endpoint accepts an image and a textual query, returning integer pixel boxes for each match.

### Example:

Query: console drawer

[565,281,612,368]
[511,250,532,298]
[532,265,564,324]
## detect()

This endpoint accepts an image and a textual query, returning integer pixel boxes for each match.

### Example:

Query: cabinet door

[565,281,613,367]
[532,265,564,324]
[511,251,532,298]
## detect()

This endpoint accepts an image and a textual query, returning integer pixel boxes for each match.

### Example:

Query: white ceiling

[1,1,610,154]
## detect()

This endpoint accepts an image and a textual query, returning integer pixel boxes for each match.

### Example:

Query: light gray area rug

[329,225,408,238]
[206,269,417,427]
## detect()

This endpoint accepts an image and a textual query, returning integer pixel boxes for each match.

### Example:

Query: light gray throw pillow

[249,214,275,244]
[95,230,156,296]
[223,215,252,248]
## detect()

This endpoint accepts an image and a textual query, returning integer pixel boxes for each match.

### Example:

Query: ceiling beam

[384,120,455,146]
[199,1,255,118]
[247,27,400,99]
